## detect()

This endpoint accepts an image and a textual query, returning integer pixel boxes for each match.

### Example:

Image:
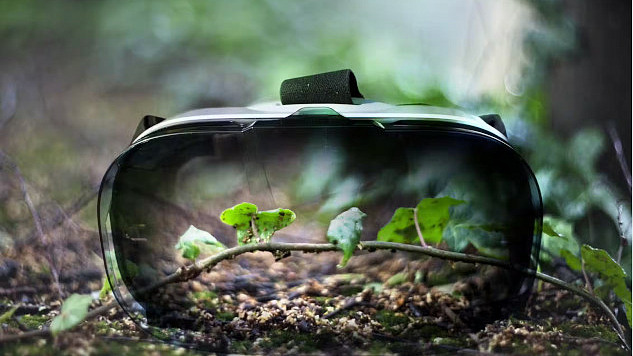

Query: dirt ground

[0,235,629,355]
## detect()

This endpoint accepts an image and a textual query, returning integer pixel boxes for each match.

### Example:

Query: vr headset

[98,70,542,350]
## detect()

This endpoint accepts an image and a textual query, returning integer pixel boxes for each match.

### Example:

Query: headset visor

[98,118,541,348]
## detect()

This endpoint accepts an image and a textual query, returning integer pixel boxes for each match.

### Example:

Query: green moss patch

[19,314,50,329]
[259,329,334,353]
[557,321,619,343]
[375,310,409,334]
[215,311,235,322]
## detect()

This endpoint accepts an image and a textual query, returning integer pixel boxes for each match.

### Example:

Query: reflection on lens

[99,120,541,352]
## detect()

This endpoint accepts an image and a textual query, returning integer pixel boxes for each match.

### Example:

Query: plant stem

[607,122,632,194]
[251,215,261,243]
[0,150,63,298]
[581,259,594,294]
[616,203,627,265]
[412,207,427,247]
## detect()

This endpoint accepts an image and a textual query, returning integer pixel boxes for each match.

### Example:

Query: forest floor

[0,237,629,355]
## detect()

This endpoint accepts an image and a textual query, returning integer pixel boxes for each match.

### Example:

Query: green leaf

[220,202,258,227]
[0,305,19,323]
[560,249,582,272]
[542,221,562,237]
[221,202,257,245]
[377,208,417,244]
[378,197,464,245]
[255,208,296,242]
[181,242,200,260]
[443,223,508,258]
[415,197,465,244]
[50,294,93,336]
[540,216,581,267]
[459,225,508,259]
[581,245,632,327]
[442,222,472,252]
[220,203,296,245]
[327,207,367,268]
[174,225,226,261]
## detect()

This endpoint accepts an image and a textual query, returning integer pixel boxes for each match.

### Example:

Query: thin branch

[139,241,629,349]
[0,150,63,298]
[412,207,427,247]
[250,215,261,243]
[581,259,594,294]
[616,203,627,265]
[22,185,98,247]
[1,241,629,350]
[607,123,632,194]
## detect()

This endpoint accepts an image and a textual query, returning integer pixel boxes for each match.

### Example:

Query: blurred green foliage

[0,1,629,285]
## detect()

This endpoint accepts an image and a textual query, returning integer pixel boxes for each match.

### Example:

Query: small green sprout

[50,294,93,336]
[326,207,367,268]
[220,202,296,245]
[175,225,226,261]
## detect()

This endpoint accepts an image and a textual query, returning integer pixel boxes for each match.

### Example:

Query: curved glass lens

[99,119,541,351]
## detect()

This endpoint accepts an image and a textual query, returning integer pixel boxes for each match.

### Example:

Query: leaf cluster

[542,218,631,327]
[220,202,296,245]
[377,197,464,245]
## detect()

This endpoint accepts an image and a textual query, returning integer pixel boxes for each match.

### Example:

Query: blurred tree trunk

[548,0,631,193]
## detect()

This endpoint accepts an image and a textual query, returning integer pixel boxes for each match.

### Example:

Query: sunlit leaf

[220,203,258,245]
[255,209,296,241]
[174,225,226,260]
[220,202,257,227]
[220,203,296,245]
[378,197,464,246]
[377,208,417,244]
[50,294,93,336]
[180,242,200,260]
[415,197,465,244]
[581,245,631,327]
[327,207,366,268]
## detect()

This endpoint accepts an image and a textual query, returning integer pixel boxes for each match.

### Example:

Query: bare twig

[0,77,17,131]
[22,185,98,246]
[0,150,63,298]
[607,123,632,194]
[323,297,363,319]
[615,203,627,264]
[250,215,261,243]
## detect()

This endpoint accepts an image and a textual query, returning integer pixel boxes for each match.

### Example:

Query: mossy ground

[0,249,629,355]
